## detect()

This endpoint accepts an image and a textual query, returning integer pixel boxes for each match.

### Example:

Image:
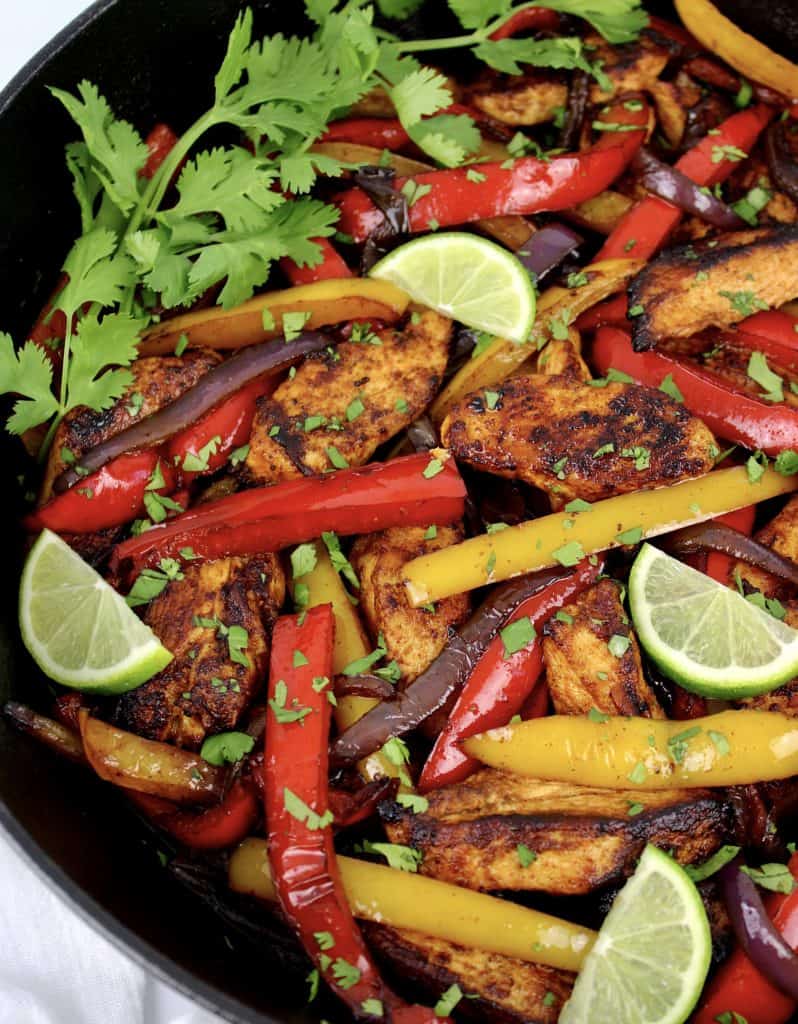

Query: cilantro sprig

[1,0,647,450]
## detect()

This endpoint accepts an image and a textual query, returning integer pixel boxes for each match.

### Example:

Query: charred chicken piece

[543,579,664,717]
[365,923,573,1024]
[629,227,798,350]
[116,554,284,747]
[383,770,731,895]
[441,374,715,506]
[245,310,451,485]
[350,525,471,683]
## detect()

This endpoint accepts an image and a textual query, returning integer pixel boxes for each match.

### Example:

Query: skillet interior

[0,1,795,1022]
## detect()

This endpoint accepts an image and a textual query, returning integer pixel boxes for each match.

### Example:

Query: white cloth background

[1,3,226,1022]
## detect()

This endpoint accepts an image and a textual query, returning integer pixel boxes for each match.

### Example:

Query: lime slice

[19,529,172,693]
[368,232,536,343]
[559,845,711,1024]
[629,543,798,698]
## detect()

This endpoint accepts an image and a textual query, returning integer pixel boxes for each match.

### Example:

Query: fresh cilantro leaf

[361,840,422,872]
[741,862,797,895]
[291,543,318,579]
[474,36,605,81]
[448,0,510,31]
[539,0,648,42]
[388,66,451,127]
[747,350,784,402]
[283,787,334,831]
[376,0,424,15]
[0,336,59,435]
[200,730,255,765]
[552,541,585,567]
[775,450,798,476]
[500,616,536,658]
[322,531,360,589]
[49,80,149,215]
[434,984,463,1017]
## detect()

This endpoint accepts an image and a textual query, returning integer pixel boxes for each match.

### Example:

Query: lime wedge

[19,529,172,693]
[629,543,798,698]
[368,232,536,343]
[559,845,711,1024]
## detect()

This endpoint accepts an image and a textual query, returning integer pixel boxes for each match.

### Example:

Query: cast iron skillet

[0,2,796,1022]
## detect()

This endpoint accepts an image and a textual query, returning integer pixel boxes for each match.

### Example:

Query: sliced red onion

[660,522,798,586]
[352,165,410,238]
[334,674,396,701]
[720,859,798,1000]
[406,416,437,453]
[516,222,583,283]
[632,147,747,229]
[558,71,590,152]
[329,566,574,767]
[766,121,798,207]
[53,331,331,493]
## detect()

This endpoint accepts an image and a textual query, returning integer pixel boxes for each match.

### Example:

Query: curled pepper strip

[108,451,466,580]
[705,505,756,585]
[592,326,798,455]
[129,778,260,851]
[25,451,175,534]
[597,103,774,262]
[335,97,650,242]
[265,605,446,1022]
[419,558,603,792]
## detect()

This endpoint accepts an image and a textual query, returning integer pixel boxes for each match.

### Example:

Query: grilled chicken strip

[245,310,451,484]
[39,350,220,563]
[536,335,591,382]
[364,924,574,1024]
[629,227,798,350]
[543,579,664,717]
[350,525,471,683]
[383,771,730,895]
[468,32,669,127]
[440,374,716,505]
[116,554,285,747]
[41,350,221,501]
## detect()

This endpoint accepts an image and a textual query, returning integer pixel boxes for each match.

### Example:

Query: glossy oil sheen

[0,1,794,1023]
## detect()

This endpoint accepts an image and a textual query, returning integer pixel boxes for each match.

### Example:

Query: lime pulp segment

[19,529,172,693]
[368,232,536,344]
[559,845,711,1024]
[629,543,798,698]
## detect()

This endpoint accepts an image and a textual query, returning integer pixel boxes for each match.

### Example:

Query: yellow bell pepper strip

[290,540,398,784]
[674,0,798,101]
[138,278,409,356]
[228,837,595,972]
[403,466,798,606]
[78,711,224,805]
[429,258,643,426]
[463,710,798,789]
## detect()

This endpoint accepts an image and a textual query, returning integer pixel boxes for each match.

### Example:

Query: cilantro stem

[387,2,541,54]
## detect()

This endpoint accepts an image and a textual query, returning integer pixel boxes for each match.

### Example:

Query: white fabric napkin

[1,4,227,1021]
[0,831,226,1024]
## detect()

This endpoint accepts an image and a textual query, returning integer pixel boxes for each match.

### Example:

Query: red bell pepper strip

[705,505,757,585]
[108,452,466,579]
[129,778,260,850]
[167,376,274,485]
[265,605,448,1021]
[280,237,353,286]
[419,558,603,792]
[142,123,180,180]
[645,15,701,50]
[321,117,411,151]
[735,311,798,352]
[574,293,630,333]
[692,853,798,1024]
[489,5,559,40]
[25,451,175,534]
[335,98,650,242]
[592,326,798,455]
[597,104,774,262]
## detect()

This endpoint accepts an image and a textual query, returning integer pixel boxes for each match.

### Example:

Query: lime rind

[629,543,798,698]
[559,845,711,1024]
[19,529,172,693]
[368,232,536,344]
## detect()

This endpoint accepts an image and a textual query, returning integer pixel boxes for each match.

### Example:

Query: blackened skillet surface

[0,1,794,1023]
